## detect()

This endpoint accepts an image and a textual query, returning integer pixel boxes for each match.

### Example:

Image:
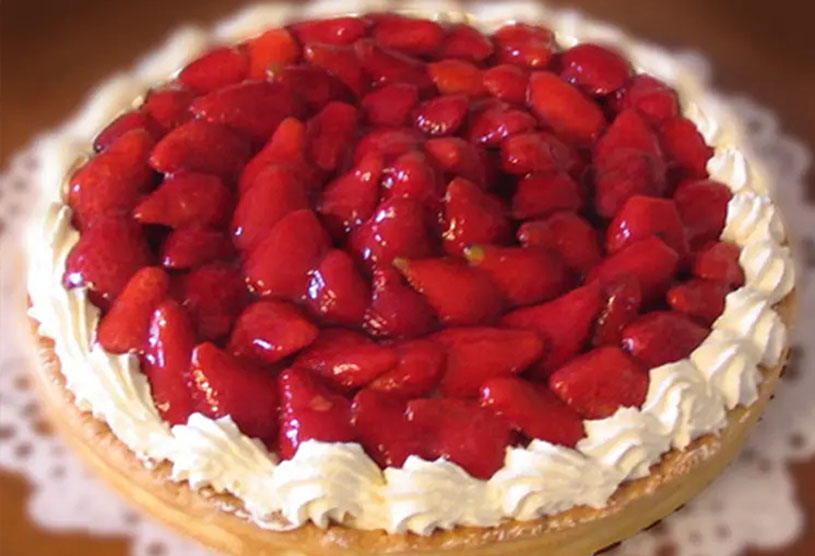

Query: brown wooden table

[1,1,813,555]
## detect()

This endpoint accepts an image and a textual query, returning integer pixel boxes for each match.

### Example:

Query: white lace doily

[1,9,814,556]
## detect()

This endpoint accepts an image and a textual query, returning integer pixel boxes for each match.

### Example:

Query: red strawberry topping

[560,43,631,96]
[133,173,232,229]
[693,241,745,288]
[621,311,709,368]
[228,300,319,365]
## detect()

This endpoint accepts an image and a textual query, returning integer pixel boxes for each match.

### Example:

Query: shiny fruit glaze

[64,14,737,479]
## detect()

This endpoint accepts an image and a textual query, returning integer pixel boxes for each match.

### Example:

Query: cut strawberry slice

[517,212,602,275]
[189,343,278,441]
[93,112,162,153]
[667,278,728,326]
[560,43,630,96]
[294,329,397,391]
[238,117,315,196]
[464,245,571,307]
[149,120,251,178]
[395,257,502,326]
[272,65,354,110]
[433,326,544,398]
[361,83,419,127]
[425,137,489,187]
[621,311,709,368]
[352,389,421,467]
[228,300,319,365]
[247,28,301,80]
[133,173,232,229]
[438,23,494,62]
[244,209,331,299]
[501,282,602,376]
[442,177,510,256]
[364,267,437,340]
[511,172,584,219]
[175,262,248,340]
[368,339,445,398]
[143,83,197,130]
[372,15,444,55]
[381,150,444,212]
[307,250,370,326]
[289,17,370,46]
[428,59,485,96]
[161,225,236,269]
[605,195,689,258]
[306,101,359,172]
[673,179,732,249]
[466,104,537,146]
[304,43,367,97]
[319,151,383,233]
[414,94,469,137]
[480,377,584,446]
[659,117,714,180]
[178,46,248,93]
[593,149,667,218]
[407,398,512,479]
[354,38,433,92]
[482,64,528,104]
[692,241,745,288]
[594,109,662,166]
[354,127,425,165]
[493,23,554,69]
[500,131,581,176]
[592,275,642,347]
[98,267,170,353]
[528,71,606,145]
[610,75,679,125]
[549,346,648,419]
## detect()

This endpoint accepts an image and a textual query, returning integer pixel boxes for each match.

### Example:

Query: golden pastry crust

[29,293,794,556]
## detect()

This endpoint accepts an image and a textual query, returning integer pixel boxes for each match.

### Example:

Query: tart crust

[29,292,795,556]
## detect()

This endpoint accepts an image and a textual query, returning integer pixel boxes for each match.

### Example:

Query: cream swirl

[715,288,788,368]
[739,240,795,304]
[690,329,762,410]
[723,192,786,246]
[708,147,752,192]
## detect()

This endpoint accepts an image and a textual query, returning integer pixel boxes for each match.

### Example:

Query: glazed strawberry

[247,28,301,80]
[178,47,248,93]
[149,120,251,178]
[606,196,689,258]
[354,127,425,164]
[372,15,444,55]
[289,16,370,46]
[69,129,155,229]
[272,65,354,110]
[692,241,745,288]
[189,343,278,441]
[64,211,153,303]
[352,389,420,467]
[659,117,714,179]
[610,75,679,124]
[467,104,537,146]
[433,326,544,398]
[673,179,732,249]
[549,346,648,419]
[228,300,319,365]
[592,275,642,347]
[528,71,606,145]
[368,339,445,398]
[93,112,161,152]
[482,64,528,104]
[304,43,367,97]
[98,267,170,353]
[414,94,468,137]
[160,225,236,269]
[143,83,197,130]
[517,212,602,275]
[232,164,309,250]
[381,150,444,211]
[348,198,436,269]
[442,177,510,256]
[425,137,489,187]
[278,368,355,459]
[361,83,419,127]
[438,23,494,62]
[560,44,630,96]
[594,109,662,166]
[667,278,728,326]
[319,152,383,233]
[244,209,331,299]
[307,250,370,326]
[354,38,433,92]
[364,267,437,339]
[593,150,667,219]
[190,81,303,142]
[294,329,397,391]
[587,237,679,303]
[306,101,359,172]
[465,245,571,307]
[428,59,485,96]
[133,173,232,229]
[480,377,584,446]
[238,117,314,195]
[621,311,709,368]
[493,23,554,69]
[511,172,584,220]
[176,263,248,340]
[395,257,502,326]
[501,283,602,376]
[143,299,196,425]
[500,131,580,176]
[407,398,512,479]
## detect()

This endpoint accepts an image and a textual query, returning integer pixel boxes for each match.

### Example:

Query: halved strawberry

[428,59,485,96]
[492,23,554,69]
[659,117,713,179]
[247,28,301,80]
[352,389,421,467]
[354,127,424,165]
[372,15,444,55]
[438,23,494,62]
[442,177,510,256]
[605,195,689,258]
[593,149,667,218]
[143,299,196,425]
[143,83,197,130]
[175,262,248,340]
[294,329,397,391]
[228,300,319,365]
[500,131,581,176]
[395,257,502,326]
[354,38,433,92]
[318,151,383,233]
[425,137,489,187]
[278,368,355,459]
[482,64,528,104]
[511,172,584,219]
[528,71,606,145]
[609,75,679,124]
[381,150,444,211]
[517,212,602,275]
[178,46,248,93]
[667,278,728,326]
[149,120,251,178]
[238,117,314,196]
[692,241,745,288]
[69,129,155,229]
[464,245,571,307]
[361,83,419,126]
[304,43,367,97]
[98,267,170,353]
[549,346,648,419]
[93,112,161,152]
[307,250,370,326]
[621,311,709,368]
[189,343,278,441]
[414,94,468,137]
[364,267,437,340]
[673,179,732,249]
[466,104,537,146]
[594,109,662,166]
[591,275,642,347]
[306,101,359,172]
[289,16,370,46]
[560,43,630,96]
[272,65,354,110]
[161,225,236,269]
[244,209,331,299]
[368,339,445,398]
[480,377,584,446]
[133,173,232,228]
[501,282,603,376]
[433,326,544,398]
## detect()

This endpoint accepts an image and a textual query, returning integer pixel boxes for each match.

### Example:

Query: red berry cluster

[64,14,743,478]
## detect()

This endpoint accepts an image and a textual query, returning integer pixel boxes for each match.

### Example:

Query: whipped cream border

[26,0,795,536]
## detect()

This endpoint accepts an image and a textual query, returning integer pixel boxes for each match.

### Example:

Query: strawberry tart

[26,2,796,555]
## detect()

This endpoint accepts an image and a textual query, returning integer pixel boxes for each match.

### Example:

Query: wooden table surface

[1,1,813,555]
